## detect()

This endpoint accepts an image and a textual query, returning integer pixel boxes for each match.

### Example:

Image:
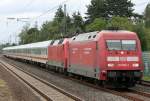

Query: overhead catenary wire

[31,0,69,20]
[6,0,69,25]
[6,0,36,22]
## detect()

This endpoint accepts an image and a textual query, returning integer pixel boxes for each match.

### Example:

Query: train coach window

[106,40,122,50]
[41,48,47,55]
[122,40,136,50]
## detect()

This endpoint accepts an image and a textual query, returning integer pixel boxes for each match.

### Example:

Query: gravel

[133,84,150,93]
[0,58,43,101]
[2,57,130,101]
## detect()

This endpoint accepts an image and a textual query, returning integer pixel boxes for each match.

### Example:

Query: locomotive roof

[70,31,99,42]
[101,30,136,34]
[3,40,52,50]
[50,38,68,46]
[70,30,136,42]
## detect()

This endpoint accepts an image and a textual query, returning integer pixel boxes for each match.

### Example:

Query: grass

[0,79,12,100]
[143,76,150,81]
[0,79,6,87]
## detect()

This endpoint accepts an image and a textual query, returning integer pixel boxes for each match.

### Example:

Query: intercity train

[3,30,143,88]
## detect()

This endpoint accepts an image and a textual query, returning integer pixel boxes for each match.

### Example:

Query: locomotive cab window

[106,40,121,50]
[106,40,136,51]
[122,40,136,51]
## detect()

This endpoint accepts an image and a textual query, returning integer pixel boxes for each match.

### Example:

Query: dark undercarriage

[106,70,142,88]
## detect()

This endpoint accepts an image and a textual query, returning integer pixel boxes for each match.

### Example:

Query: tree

[19,23,41,44]
[106,0,134,18]
[63,14,72,34]
[72,12,84,33]
[108,16,133,30]
[27,28,40,42]
[145,3,150,28]
[40,21,58,40]
[86,0,106,22]
[54,6,64,23]
[52,6,65,35]
[86,18,107,31]
[133,22,148,51]
[145,28,150,50]
[86,0,134,22]
[19,24,30,44]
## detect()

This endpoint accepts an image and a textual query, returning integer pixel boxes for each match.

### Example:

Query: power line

[31,0,69,20]
[6,0,36,23]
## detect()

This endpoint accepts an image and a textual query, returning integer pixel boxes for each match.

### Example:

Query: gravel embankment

[0,61,43,101]
[3,57,130,101]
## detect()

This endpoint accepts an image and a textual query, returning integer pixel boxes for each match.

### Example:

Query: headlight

[107,57,119,61]
[108,63,114,67]
[132,63,139,67]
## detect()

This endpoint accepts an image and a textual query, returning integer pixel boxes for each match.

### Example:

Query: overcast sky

[0,0,149,44]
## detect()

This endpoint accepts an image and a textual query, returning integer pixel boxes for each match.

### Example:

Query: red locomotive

[68,31,143,87]
[3,30,143,88]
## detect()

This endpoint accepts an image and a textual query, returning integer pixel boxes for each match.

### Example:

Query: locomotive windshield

[122,40,136,50]
[106,40,121,50]
[106,40,136,51]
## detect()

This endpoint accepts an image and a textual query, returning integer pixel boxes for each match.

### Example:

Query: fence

[142,52,150,76]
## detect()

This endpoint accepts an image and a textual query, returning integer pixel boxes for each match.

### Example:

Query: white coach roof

[3,40,52,50]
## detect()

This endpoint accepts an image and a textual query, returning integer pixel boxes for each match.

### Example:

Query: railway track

[141,80,150,87]
[0,59,82,101]
[70,77,150,101]
[2,57,150,101]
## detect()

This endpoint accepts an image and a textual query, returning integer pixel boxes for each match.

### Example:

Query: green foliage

[106,0,134,18]
[19,24,29,44]
[145,28,150,50]
[72,12,84,33]
[86,0,134,22]
[19,24,40,44]
[132,22,148,51]
[145,3,150,28]
[54,6,64,22]
[86,0,106,22]
[86,18,107,31]
[108,16,133,30]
